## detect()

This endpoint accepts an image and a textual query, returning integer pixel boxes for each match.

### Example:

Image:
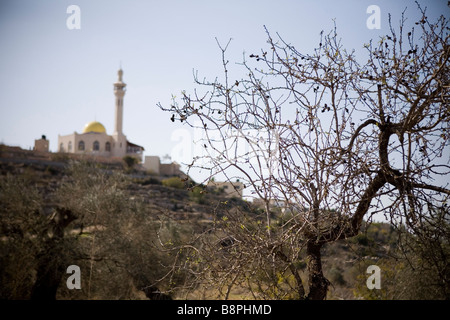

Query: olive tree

[0,161,178,300]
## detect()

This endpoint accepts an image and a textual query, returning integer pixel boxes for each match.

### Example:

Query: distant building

[142,156,161,174]
[40,68,183,176]
[160,162,181,176]
[252,198,300,214]
[57,69,144,161]
[207,180,244,198]
[142,155,184,177]
[34,135,49,153]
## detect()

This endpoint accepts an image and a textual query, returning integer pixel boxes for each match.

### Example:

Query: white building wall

[207,180,244,198]
[143,156,160,174]
[58,132,114,158]
[111,133,127,158]
[58,134,75,153]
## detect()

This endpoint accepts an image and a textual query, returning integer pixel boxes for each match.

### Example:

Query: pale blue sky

[0,0,447,182]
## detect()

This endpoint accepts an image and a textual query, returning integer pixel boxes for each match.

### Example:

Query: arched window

[93,141,100,151]
[78,140,85,151]
[59,143,64,152]
[105,142,111,152]
[68,141,72,152]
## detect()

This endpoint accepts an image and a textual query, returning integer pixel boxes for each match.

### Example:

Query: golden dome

[83,121,106,134]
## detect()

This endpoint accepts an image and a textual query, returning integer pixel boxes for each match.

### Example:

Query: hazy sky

[0,0,447,181]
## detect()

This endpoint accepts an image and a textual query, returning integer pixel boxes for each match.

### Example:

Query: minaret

[114,68,126,135]
[112,68,127,157]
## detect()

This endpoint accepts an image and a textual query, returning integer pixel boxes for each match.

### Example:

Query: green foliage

[0,173,45,299]
[353,234,370,246]
[329,268,346,286]
[351,217,450,300]
[50,152,70,162]
[55,161,177,299]
[189,185,206,204]
[0,161,185,300]
[122,155,139,171]
[293,260,307,271]
[134,176,162,186]
[161,176,185,189]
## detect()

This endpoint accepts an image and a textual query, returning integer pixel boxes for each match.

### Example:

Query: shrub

[329,268,346,286]
[123,155,138,171]
[161,177,185,189]
[189,186,206,204]
[140,177,161,185]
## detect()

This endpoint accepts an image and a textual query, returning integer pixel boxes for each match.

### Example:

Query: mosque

[57,69,144,160]
[33,68,183,177]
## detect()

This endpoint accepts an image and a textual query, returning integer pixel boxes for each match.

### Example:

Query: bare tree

[159,6,449,300]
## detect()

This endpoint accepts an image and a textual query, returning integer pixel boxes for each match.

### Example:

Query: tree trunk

[30,240,65,300]
[31,208,76,300]
[306,241,329,300]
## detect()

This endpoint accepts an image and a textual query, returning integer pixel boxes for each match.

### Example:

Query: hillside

[0,145,446,300]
